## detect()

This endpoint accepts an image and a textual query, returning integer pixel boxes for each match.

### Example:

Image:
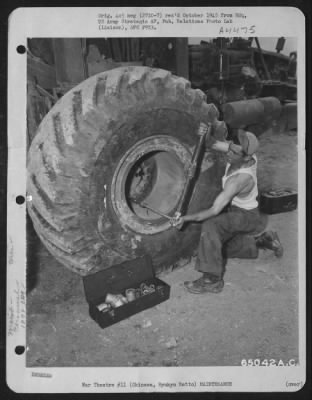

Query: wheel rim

[110,135,192,234]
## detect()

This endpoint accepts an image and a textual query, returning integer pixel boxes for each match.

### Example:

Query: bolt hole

[15,345,25,355]
[16,45,26,54]
[16,195,25,205]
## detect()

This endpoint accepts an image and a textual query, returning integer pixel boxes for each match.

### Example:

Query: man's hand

[171,216,185,230]
[170,212,185,229]
[198,122,210,136]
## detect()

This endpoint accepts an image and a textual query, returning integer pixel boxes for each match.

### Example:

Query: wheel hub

[110,135,192,234]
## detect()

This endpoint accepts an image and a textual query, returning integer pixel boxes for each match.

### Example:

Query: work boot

[184,274,224,294]
[255,231,283,258]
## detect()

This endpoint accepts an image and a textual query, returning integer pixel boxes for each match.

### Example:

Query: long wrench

[139,201,173,220]
[131,197,173,220]
[175,122,212,216]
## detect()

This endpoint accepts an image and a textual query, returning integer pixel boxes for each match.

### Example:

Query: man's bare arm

[211,140,230,153]
[180,174,252,223]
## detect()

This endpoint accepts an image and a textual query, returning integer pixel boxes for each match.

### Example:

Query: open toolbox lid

[83,255,154,304]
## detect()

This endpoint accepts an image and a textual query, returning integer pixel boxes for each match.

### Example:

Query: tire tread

[28,67,218,274]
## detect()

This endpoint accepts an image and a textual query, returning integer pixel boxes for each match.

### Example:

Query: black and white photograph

[6,7,306,393]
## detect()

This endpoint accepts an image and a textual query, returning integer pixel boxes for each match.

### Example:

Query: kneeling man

[174,127,283,294]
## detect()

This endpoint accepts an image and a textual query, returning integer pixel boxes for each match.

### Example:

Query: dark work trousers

[196,206,264,279]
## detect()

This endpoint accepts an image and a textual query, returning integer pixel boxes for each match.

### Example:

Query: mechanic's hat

[237,129,259,155]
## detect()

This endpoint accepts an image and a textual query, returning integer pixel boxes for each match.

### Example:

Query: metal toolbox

[83,255,170,329]
[259,188,297,214]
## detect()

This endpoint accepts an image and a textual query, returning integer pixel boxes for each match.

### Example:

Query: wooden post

[255,37,272,81]
[52,39,86,89]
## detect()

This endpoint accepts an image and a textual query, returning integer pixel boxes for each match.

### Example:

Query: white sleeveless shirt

[222,155,258,210]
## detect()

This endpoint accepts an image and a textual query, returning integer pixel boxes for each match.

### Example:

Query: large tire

[27,67,225,276]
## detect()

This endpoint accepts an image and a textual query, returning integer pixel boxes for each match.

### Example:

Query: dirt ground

[26,128,299,367]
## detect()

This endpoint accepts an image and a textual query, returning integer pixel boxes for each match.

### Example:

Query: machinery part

[27,66,224,275]
[222,97,282,128]
[189,37,297,120]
